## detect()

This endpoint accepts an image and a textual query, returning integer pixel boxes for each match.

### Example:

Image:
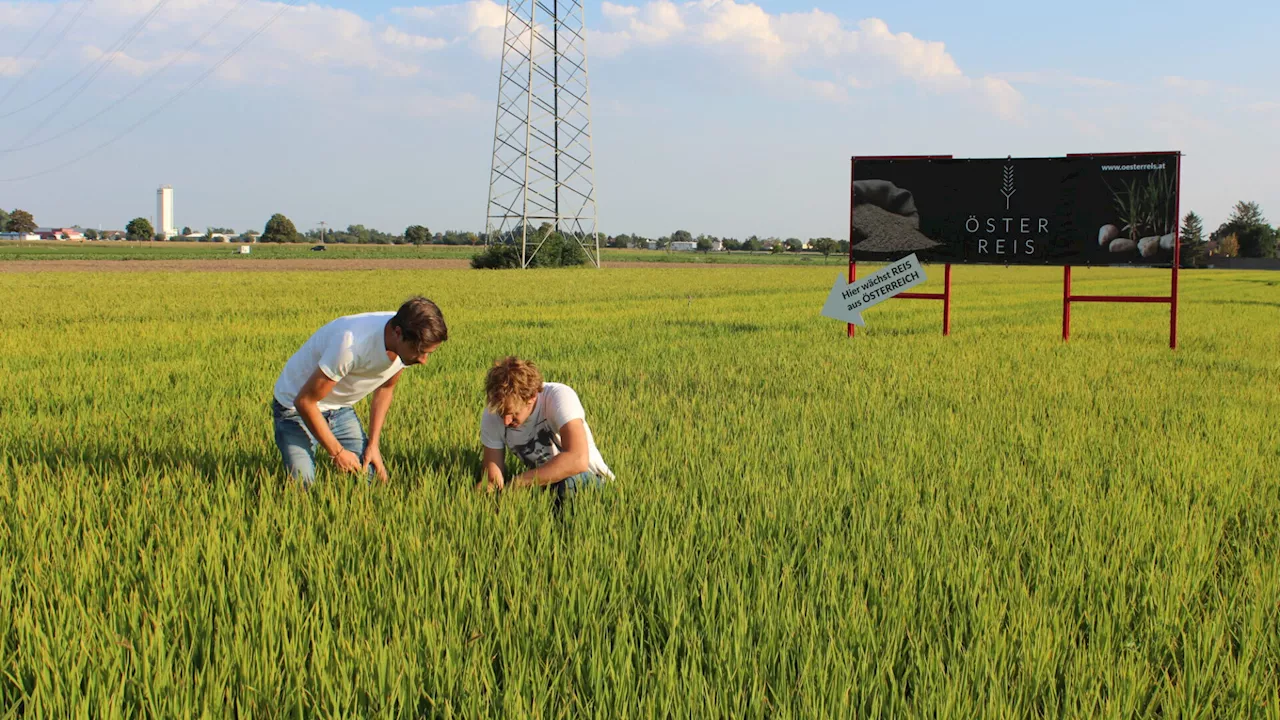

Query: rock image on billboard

[850,153,1180,266]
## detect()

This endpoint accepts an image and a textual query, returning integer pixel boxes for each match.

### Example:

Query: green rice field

[0,263,1277,717]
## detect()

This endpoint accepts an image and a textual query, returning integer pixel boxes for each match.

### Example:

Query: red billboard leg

[1063,266,1072,342]
[846,261,858,338]
[943,264,952,336]
[1171,154,1182,350]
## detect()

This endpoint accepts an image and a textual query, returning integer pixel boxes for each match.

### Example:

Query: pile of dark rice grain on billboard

[851,204,940,253]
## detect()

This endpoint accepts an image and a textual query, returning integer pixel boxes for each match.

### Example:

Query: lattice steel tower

[485,0,601,268]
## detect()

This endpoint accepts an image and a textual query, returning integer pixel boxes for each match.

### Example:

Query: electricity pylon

[484,0,600,268]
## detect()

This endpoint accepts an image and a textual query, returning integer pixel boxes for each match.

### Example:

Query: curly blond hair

[484,356,543,415]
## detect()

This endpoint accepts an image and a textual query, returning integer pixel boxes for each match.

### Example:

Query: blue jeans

[272,399,369,484]
[550,471,608,498]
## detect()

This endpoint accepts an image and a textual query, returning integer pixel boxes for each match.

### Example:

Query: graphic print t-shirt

[480,383,613,479]
[273,312,403,411]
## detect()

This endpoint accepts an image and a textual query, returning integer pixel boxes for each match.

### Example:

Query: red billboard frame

[846,155,954,339]
[846,152,1182,349]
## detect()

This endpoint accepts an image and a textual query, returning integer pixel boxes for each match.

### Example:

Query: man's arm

[513,419,590,488]
[479,445,507,492]
[294,367,363,474]
[362,370,401,482]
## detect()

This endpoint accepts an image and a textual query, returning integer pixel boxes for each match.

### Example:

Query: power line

[8,1,67,62]
[0,0,301,183]
[0,0,172,122]
[1,0,251,154]
[0,1,67,106]
[0,1,91,111]
[11,0,171,147]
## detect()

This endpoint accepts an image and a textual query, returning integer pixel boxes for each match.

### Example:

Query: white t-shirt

[481,382,613,479]
[273,312,404,412]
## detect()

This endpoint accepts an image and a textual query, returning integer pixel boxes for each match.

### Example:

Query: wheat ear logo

[1001,158,1016,210]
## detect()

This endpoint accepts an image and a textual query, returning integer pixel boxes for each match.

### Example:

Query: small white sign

[821,254,927,327]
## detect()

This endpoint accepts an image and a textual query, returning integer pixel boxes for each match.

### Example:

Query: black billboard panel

[850,153,1180,266]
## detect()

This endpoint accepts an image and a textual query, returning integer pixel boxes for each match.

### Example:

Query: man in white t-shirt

[272,296,447,484]
[478,356,613,497]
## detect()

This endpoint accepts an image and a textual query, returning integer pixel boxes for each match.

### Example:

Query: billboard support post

[1061,152,1182,350]
[1063,266,1072,341]
[847,155,954,338]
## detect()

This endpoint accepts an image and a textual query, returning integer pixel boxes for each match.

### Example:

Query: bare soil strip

[0,259,473,273]
[1,259,796,273]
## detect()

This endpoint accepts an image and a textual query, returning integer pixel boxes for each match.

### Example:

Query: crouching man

[479,356,613,496]
[272,296,447,484]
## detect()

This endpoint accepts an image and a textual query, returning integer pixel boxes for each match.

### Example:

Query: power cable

[0,1,91,110]
[12,0,171,146]
[1,0,251,153]
[0,0,301,183]
[0,0,169,121]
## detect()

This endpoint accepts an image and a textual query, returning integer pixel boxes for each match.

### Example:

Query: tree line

[3,202,1276,264]
[1179,201,1278,265]
[253,212,850,256]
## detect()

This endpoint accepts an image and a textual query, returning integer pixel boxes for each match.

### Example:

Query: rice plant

[0,264,1277,718]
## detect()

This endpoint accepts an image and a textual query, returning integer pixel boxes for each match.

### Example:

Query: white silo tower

[156,185,175,239]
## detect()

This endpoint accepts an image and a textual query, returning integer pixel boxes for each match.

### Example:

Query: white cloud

[1,0,1036,121]
[854,17,964,89]
[587,2,1019,116]
[0,2,51,30]
[79,47,195,77]
[394,0,505,33]
[1162,75,1215,95]
[4,0,433,83]
[381,27,449,51]
[773,9,850,59]
[601,1,684,43]
[801,78,848,104]
[691,0,782,59]
[393,0,505,57]
[977,76,1024,122]
[0,56,32,77]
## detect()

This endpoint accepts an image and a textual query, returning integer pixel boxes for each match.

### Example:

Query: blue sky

[0,0,1276,238]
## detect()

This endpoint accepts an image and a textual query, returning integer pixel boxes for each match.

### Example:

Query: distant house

[670,241,697,252]
[35,227,85,241]
[0,231,41,241]
[711,239,724,252]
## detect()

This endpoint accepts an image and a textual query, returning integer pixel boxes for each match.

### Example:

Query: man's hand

[332,448,364,474]
[362,444,389,483]
[480,446,506,494]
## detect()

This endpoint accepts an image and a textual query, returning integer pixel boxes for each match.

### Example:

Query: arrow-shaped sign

[821,254,927,327]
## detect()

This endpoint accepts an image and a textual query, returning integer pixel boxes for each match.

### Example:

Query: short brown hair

[390,296,448,350]
[485,356,543,415]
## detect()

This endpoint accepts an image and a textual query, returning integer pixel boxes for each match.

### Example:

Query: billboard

[850,153,1180,266]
